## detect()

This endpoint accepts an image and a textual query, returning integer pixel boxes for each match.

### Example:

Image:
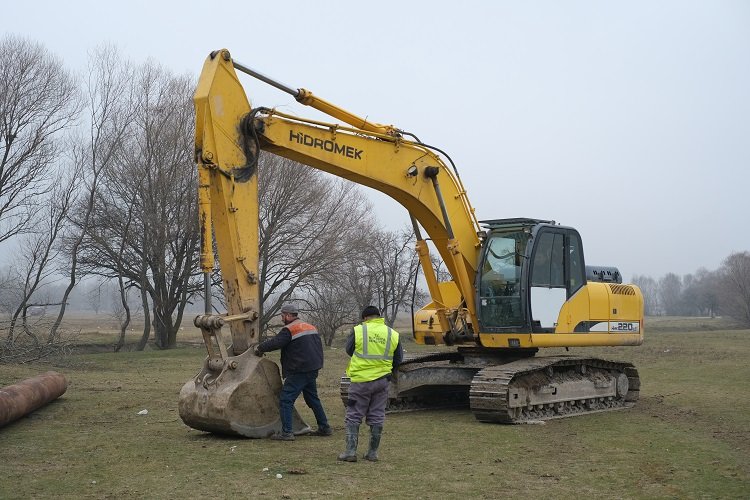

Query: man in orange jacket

[255,303,333,440]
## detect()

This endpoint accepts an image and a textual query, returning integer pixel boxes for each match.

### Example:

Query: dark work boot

[310,425,333,436]
[270,431,295,441]
[337,423,359,462]
[364,425,383,462]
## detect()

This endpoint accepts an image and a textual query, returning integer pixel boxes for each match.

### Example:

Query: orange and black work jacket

[257,319,324,378]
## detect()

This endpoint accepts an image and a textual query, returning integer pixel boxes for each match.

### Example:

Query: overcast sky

[3,0,748,280]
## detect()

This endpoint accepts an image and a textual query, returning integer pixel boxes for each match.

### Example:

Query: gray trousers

[345,376,389,426]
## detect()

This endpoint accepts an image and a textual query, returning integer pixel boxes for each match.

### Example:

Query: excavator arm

[194,51,260,354]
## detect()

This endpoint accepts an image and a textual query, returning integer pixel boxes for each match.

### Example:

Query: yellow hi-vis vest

[346,318,399,383]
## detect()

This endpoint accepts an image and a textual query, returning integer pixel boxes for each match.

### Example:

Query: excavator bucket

[178,349,311,438]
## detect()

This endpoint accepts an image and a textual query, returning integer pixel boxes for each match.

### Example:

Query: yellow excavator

[178,49,643,437]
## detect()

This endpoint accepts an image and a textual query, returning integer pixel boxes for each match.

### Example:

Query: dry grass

[0,317,748,499]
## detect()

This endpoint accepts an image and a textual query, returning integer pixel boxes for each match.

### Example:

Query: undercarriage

[340,349,640,424]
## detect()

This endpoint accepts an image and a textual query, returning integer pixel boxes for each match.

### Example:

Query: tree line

[0,36,420,361]
[631,251,750,326]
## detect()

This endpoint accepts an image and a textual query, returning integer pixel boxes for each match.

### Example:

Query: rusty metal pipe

[0,371,67,428]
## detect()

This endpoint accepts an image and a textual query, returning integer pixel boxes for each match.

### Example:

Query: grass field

[1,317,748,499]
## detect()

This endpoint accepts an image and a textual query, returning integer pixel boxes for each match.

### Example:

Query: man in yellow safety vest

[338,305,403,462]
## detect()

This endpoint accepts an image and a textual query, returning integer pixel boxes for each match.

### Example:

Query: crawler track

[469,356,640,423]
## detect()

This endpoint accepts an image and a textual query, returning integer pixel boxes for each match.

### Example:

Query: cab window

[531,229,585,298]
[567,232,585,295]
[478,231,528,327]
[531,232,564,287]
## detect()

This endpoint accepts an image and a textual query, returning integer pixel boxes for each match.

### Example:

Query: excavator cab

[474,217,642,349]
[476,218,586,334]
[415,214,641,350]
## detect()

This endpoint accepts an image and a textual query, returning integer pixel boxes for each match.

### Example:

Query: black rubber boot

[337,423,359,462]
[364,424,383,462]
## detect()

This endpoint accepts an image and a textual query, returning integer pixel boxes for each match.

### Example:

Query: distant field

[643,315,743,332]
[0,316,748,499]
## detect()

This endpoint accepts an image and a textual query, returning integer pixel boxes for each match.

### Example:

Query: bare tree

[3,163,80,349]
[717,251,750,327]
[632,274,660,316]
[342,259,377,316]
[681,268,719,317]
[357,226,420,324]
[0,35,80,243]
[303,225,423,342]
[302,275,360,346]
[49,45,135,342]
[112,190,139,352]
[257,154,373,330]
[0,36,81,360]
[0,266,17,314]
[430,253,453,284]
[76,60,199,349]
[658,273,683,316]
[87,282,102,315]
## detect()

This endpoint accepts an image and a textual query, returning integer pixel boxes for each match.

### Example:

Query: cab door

[476,230,529,330]
[529,228,585,331]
